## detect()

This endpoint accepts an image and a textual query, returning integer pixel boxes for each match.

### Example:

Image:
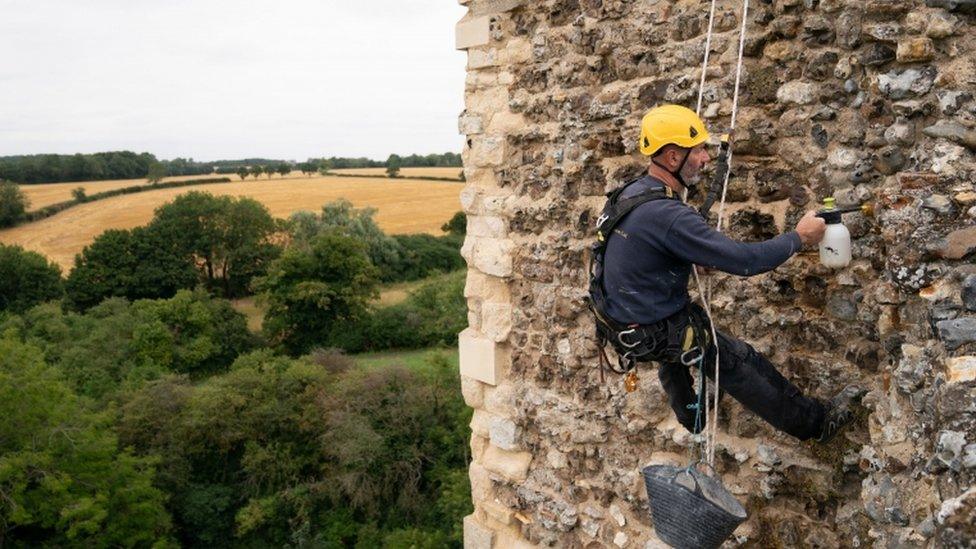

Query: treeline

[0,151,462,185]
[325,152,462,169]
[0,151,160,184]
[0,194,471,546]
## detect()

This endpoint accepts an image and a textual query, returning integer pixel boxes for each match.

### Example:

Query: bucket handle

[673,460,718,498]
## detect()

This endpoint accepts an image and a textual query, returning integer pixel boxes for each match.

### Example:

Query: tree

[0,337,175,546]
[65,226,198,310]
[277,163,291,177]
[71,186,87,202]
[150,192,282,297]
[250,165,264,179]
[0,180,29,228]
[318,158,332,174]
[237,167,250,180]
[386,154,402,178]
[441,211,466,236]
[288,199,404,283]
[147,161,167,183]
[264,165,275,179]
[0,244,63,313]
[254,231,379,354]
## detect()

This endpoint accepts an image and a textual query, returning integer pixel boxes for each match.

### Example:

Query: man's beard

[680,162,702,194]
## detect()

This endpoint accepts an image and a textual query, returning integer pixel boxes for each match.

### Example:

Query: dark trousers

[657,329,827,441]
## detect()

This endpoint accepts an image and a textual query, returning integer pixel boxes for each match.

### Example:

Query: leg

[657,360,705,433]
[703,331,827,440]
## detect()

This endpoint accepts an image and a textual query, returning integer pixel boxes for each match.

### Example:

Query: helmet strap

[652,148,698,198]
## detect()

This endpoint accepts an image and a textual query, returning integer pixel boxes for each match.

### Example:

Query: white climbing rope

[690,0,751,468]
[695,0,719,115]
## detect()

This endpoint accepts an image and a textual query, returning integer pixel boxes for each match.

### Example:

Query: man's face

[678,144,710,187]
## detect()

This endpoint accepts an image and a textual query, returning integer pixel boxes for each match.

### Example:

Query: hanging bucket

[642,463,747,549]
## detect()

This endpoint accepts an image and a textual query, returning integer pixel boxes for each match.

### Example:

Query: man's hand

[795,210,827,246]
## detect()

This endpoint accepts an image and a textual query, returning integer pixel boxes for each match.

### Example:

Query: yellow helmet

[638,104,710,156]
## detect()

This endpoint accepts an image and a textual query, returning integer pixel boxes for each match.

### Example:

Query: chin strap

[651,148,699,198]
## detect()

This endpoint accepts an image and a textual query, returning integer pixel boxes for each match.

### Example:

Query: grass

[1,175,461,271]
[230,297,265,333]
[330,167,462,179]
[352,346,459,377]
[375,271,460,307]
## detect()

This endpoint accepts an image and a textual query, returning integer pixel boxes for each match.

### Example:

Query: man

[598,104,863,443]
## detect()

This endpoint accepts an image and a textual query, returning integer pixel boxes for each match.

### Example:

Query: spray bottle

[815,197,874,268]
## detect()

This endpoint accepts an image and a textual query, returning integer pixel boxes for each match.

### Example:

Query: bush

[391,233,464,281]
[0,180,29,227]
[0,244,63,313]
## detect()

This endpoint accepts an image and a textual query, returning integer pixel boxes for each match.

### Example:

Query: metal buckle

[680,346,704,366]
[596,212,609,228]
[617,328,641,349]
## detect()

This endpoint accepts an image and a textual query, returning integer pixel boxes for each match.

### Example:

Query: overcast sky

[0,1,467,161]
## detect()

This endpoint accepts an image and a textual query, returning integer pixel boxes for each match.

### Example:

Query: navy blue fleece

[602,175,802,325]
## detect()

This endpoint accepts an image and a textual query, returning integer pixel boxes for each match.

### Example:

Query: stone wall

[454,0,976,547]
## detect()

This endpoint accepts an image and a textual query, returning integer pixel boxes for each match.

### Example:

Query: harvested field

[0,176,462,271]
[19,172,308,210]
[330,167,462,179]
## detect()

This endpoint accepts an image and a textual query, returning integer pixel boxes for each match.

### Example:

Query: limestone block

[468,49,499,70]
[482,444,533,482]
[481,500,516,526]
[461,374,486,408]
[947,356,976,384]
[461,236,514,278]
[460,328,510,385]
[481,302,512,342]
[470,409,493,438]
[483,382,515,415]
[471,433,489,462]
[465,269,511,302]
[486,111,528,134]
[468,215,508,238]
[469,136,506,167]
[456,16,491,50]
[469,461,494,502]
[500,38,532,65]
[460,113,485,135]
[489,415,519,450]
[466,86,509,116]
[469,0,526,15]
[463,514,495,549]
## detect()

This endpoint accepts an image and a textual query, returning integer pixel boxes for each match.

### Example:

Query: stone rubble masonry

[457,0,975,547]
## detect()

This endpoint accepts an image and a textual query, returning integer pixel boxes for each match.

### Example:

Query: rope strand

[691,0,750,469]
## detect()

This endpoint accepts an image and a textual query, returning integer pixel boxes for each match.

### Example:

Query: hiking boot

[816,385,867,444]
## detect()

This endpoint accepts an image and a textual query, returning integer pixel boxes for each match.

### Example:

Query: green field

[353,347,459,376]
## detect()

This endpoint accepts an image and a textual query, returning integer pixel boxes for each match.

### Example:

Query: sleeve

[663,206,802,276]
